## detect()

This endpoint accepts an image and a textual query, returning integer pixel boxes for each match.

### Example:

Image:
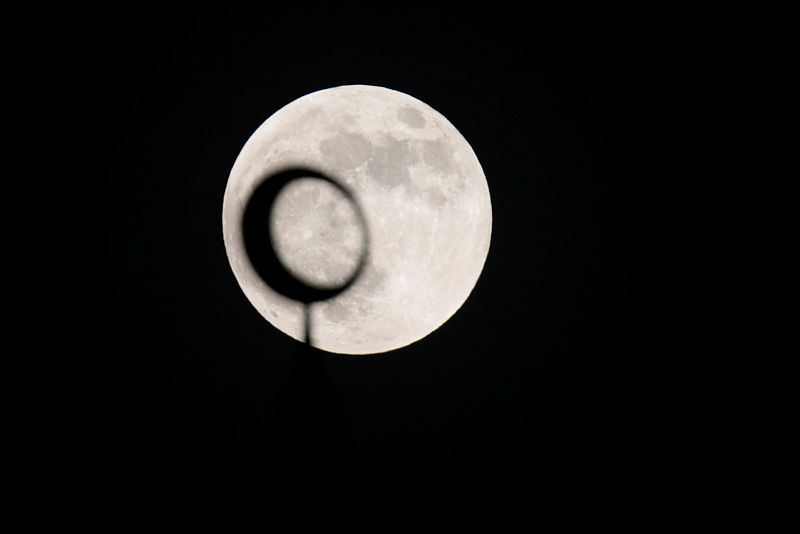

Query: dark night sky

[91,7,678,504]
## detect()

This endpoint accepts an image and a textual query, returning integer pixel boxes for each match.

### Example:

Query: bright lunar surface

[223,85,492,354]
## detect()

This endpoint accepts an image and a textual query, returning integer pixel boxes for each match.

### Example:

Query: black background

[92,6,677,505]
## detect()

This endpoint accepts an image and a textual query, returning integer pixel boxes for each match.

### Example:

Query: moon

[223,85,492,354]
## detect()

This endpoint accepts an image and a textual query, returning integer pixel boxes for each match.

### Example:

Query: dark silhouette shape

[270,340,360,497]
[242,168,370,493]
[241,167,370,345]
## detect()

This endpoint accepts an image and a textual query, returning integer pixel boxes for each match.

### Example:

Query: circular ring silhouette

[242,167,370,304]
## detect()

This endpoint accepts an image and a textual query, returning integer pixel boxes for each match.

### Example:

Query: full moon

[223,85,491,354]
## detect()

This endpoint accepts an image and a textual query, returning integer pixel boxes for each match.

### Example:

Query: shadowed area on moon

[398,106,426,128]
[317,130,462,209]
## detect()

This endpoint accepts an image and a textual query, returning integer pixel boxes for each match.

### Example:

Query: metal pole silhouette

[241,167,369,348]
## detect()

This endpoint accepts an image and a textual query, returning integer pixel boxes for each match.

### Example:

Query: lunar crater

[422,138,455,173]
[397,106,426,128]
[319,131,372,170]
[366,136,417,187]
